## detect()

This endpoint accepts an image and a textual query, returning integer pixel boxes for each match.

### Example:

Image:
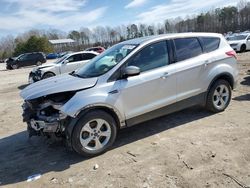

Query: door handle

[160,72,169,79]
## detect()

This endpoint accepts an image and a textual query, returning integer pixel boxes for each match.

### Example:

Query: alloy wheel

[79,119,111,151]
[212,84,229,110]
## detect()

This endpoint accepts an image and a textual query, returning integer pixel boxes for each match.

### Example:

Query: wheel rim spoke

[80,136,92,147]
[94,138,103,150]
[82,123,93,133]
[96,119,105,131]
[99,130,111,137]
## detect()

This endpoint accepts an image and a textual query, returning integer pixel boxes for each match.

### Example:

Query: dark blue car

[46,53,59,59]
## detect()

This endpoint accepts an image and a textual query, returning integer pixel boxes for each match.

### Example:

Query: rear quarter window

[200,37,220,53]
[174,37,202,62]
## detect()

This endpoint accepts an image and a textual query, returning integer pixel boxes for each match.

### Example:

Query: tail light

[226,50,237,59]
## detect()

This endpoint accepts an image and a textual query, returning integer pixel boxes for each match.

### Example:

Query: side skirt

[126,92,207,127]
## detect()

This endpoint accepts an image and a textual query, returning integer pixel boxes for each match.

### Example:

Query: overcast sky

[0,0,243,38]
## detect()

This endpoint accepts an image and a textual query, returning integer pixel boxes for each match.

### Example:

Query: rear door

[173,37,205,102]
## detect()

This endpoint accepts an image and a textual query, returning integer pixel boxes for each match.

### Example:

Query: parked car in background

[21,33,238,157]
[6,52,46,70]
[58,51,73,58]
[29,51,98,83]
[46,53,59,59]
[86,46,105,53]
[227,33,250,52]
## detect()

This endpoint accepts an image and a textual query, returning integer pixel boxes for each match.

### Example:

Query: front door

[116,41,177,121]
[60,54,82,74]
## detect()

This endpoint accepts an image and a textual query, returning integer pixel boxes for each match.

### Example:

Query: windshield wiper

[69,71,88,78]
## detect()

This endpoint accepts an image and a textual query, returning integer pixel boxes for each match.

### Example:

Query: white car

[21,33,238,157]
[227,33,250,52]
[29,51,98,83]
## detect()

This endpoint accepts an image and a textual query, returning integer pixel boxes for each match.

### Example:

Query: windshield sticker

[122,45,136,50]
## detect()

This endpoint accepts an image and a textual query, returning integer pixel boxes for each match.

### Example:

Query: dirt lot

[0,54,250,188]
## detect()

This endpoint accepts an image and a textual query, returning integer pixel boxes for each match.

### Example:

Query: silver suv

[21,33,238,157]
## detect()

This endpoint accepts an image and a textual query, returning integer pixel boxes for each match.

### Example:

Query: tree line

[0,0,250,59]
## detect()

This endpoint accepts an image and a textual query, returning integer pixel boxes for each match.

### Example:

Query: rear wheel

[240,44,246,53]
[42,72,55,79]
[206,79,231,112]
[72,110,117,157]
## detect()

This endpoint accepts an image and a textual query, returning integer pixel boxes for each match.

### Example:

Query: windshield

[74,43,138,78]
[227,35,248,41]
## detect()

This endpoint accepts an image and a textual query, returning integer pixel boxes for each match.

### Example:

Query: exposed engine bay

[22,91,75,138]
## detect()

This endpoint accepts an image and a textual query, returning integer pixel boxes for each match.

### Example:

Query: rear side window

[82,53,96,60]
[174,38,202,62]
[201,37,220,53]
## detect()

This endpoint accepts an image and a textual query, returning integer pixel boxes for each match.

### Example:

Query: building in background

[49,39,75,52]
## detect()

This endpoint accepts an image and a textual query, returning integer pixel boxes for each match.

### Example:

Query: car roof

[121,32,223,45]
[69,51,99,56]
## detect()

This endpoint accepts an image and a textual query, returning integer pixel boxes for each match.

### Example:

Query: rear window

[174,38,202,62]
[201,37,220,53]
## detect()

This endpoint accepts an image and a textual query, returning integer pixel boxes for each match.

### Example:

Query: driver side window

[126,41,169,72]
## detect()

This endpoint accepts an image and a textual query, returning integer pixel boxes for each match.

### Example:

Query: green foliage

[14,35,53,56]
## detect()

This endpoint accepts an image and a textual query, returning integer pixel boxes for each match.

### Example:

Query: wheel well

[208,73,234,91]
[42,71,55,78]
[241,44,246,47]
[79,106,121,129]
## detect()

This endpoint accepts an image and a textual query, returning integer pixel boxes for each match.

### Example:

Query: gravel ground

[0,54,249,188]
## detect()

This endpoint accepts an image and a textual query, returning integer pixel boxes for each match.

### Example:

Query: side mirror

[63,60,69,64]
[123,66,140,78]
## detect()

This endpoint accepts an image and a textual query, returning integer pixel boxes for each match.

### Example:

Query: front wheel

[240,44,246,53]
[72,110,117,157]
[42,72,55,79]
[206,79,231,113]
[11,64,18,69]
[36,61,42,66]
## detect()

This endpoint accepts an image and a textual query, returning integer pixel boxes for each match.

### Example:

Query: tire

[72,110,117,157]
[11,64,18,69]
[240,44,246,53]
[206,79,231,113]
[42,72,55,79]
[36,61,42,66]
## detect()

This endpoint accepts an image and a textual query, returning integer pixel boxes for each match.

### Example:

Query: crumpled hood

[31,62,56,72]
[20,74,98,100]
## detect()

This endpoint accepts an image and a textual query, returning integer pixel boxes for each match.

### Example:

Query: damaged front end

[22,92,74,138]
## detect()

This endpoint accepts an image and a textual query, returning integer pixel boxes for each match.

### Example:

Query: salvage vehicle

[21,33,238,157]
[6,52,46,70]
[28,51,98,83]
[227,33,250,52]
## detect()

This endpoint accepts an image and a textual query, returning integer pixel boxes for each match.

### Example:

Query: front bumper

[22,101,67,136]
[29,71,42,84]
